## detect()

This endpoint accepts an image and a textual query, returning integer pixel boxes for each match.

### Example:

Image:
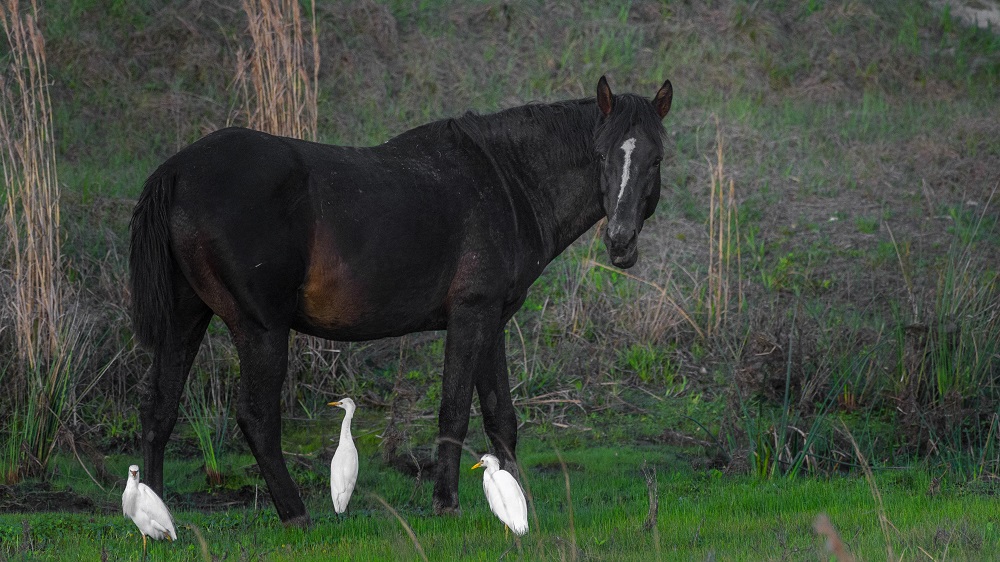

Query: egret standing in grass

[122,464,177,555]
[329,398,358,515]
[472,454,528,536]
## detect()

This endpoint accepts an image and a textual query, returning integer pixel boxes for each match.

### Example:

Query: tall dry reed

[235,0,320,141]
[0,0,61,370]
[0,0,81,483]
[705,116,741,339]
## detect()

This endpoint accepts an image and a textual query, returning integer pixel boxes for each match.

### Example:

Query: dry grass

[370,492,429,562]
[0,0,84,484]
[842,420,899,561]
[705,116,741,339]
[0,0,62,370]
[814,513,856,562]
[234,0,320,141]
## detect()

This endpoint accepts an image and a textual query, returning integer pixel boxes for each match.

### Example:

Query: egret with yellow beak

[328,397,358,514]
[472,454,528,536]
[122,464,177,555]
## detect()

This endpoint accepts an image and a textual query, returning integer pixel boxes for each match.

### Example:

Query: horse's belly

[296,254,449,338]
[292,308,448,341]
[296,221,454,338]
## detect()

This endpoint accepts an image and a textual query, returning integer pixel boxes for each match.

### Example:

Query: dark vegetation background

[3,0,1000,511]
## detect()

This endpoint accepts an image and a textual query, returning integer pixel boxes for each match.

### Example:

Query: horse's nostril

[607,223,636,246]
[617,230,637,246]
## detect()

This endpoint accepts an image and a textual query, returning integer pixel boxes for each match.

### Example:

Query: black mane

[442,98,599,169]
[431,93,666,170]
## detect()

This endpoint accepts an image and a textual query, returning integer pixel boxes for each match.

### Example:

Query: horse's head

[594,76,672,269]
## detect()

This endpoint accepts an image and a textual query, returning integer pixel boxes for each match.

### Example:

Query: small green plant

[896,5,921,53]
[946,204,997,247]
[1,318,84,484]
[926,266,1000,405]
[756,249,834,295]
[855,215,879,234]
[894,193,1000,408]
[1,404,22,484]
[182,370,231,487]
[729,308,858,481]
[618,343,680,387]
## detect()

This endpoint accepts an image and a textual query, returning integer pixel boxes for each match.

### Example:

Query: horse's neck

[473,102,605,259]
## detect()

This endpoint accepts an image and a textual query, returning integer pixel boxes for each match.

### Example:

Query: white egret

[121,464,177,555]
[328,397,359,515]
[471,454,528,536]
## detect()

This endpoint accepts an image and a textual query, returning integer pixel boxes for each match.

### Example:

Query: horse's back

[164,127,303,201]
[144,126,511,339]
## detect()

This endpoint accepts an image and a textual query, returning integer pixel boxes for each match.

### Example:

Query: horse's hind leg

[475,335,519,476]
[230,324,309,526]
[141,283,212,495]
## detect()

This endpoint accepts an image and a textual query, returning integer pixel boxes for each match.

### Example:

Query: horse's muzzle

[609,244,638,268]
[605,220,638,268]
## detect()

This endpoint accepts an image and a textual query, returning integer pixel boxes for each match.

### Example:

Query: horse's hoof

[434,505,462,516]
[282,514,312,528]
[433,498,462,516]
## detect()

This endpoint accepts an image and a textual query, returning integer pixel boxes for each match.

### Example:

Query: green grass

[3,444,999,560]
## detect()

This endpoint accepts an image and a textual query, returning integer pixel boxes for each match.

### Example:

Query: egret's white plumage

[329,397,359,514]
[472,454,528,536]
[121,464,176,554]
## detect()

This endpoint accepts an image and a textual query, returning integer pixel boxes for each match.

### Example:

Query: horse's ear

[652,79,672,120]
[597,75,614,117]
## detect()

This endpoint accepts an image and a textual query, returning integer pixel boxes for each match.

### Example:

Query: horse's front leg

[475,334,519,476]
[433,303,504,515]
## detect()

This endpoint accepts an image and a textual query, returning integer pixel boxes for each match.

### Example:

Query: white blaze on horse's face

[593,77,672,271]
[600,128,662,270]
[616,137,636,208]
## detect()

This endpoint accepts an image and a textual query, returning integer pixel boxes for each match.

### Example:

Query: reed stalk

[0,0,61,370]
[0,0,80,483]
[705,116,741,339]
[235,0,320,141]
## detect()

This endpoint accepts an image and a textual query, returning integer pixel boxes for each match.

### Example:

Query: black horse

[129,76,672,525]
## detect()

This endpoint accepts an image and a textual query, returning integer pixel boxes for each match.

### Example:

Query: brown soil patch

[0,482,97,513]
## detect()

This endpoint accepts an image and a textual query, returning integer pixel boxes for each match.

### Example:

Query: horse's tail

[129,169,177,349]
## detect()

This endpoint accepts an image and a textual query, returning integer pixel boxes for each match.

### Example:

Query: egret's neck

[339,411,354,443]
[123,478,138,508]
